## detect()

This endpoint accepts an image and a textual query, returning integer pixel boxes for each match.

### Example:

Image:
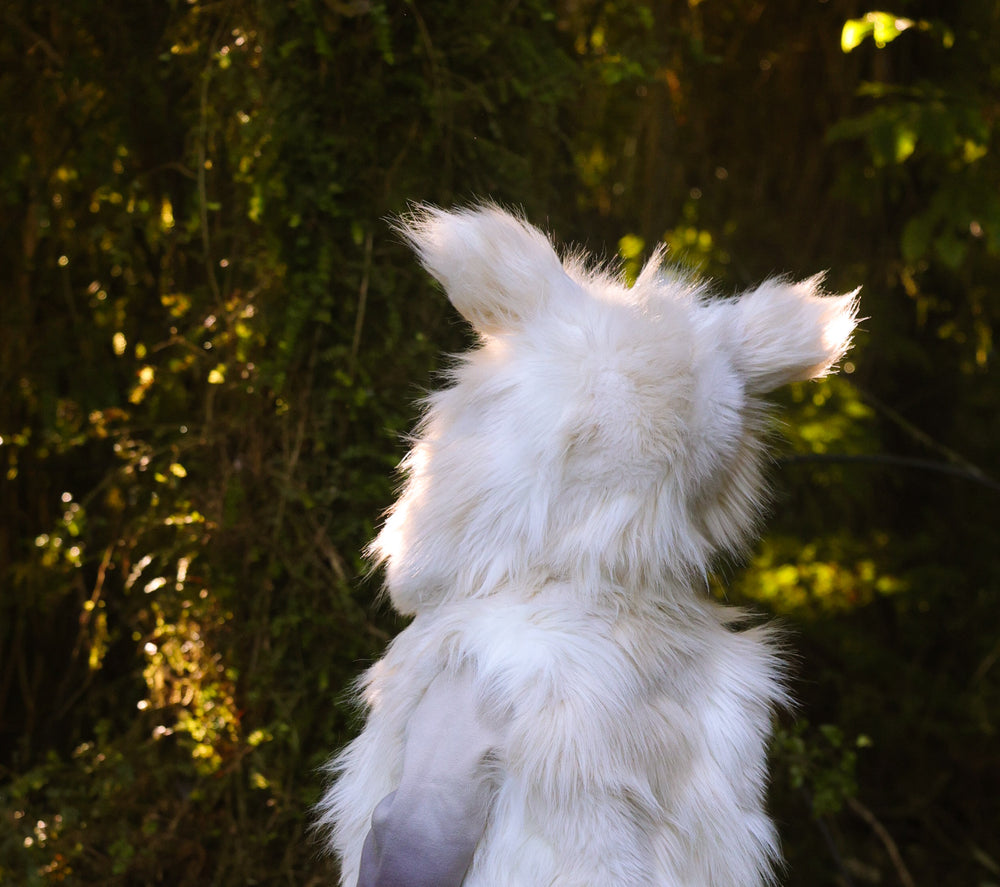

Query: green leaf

[901,214,935,262]
[842,12,915,52]
[934,231,967,269]
[841,19,872,53]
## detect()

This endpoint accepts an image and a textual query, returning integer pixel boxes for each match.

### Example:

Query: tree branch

[780,452,1000,494]
[847,797,916,887]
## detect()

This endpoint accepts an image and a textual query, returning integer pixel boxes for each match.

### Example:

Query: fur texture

[318,204,859,886]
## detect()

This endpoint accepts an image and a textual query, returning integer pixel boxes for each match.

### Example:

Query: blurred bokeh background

[1,1,997,884]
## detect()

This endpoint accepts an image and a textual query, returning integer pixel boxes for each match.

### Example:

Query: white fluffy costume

[317,205,859,887]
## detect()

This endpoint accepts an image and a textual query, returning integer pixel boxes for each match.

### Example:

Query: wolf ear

[398,204,573,335]
[731,275,860,394]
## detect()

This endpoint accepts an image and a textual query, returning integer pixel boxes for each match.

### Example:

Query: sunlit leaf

[841,12,915,52]
[617,233,645,285]
[963,140,988,164]
[894,123,917,162]
[160,197,174,230]
[841,19,871,53]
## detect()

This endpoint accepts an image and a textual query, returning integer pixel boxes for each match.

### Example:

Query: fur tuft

[396,203,577,335]
[730,275,861,393]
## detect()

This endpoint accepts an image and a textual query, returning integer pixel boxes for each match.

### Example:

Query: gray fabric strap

[356,668,503,887]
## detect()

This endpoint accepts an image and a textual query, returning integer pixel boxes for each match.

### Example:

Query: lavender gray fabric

[355,669,504,887]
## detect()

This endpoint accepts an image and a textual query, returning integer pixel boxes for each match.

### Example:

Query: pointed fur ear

[732,275,860,394]
[397,204,571,335]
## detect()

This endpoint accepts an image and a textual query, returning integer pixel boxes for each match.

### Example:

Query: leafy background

[1,1,998,884]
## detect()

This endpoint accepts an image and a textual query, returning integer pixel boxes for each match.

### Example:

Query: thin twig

[855,384,994,485]
[198,24,227,305]
[801,787,857,887]
[847,797,917,887]
[779,452,1000,494]
[4,10,63,66]
[348,230,374,382]
[198,68,220,303]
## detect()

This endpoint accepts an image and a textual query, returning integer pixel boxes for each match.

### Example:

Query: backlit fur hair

[319,204,859,886]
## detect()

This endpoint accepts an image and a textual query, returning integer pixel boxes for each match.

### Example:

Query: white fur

[318,205,859,885]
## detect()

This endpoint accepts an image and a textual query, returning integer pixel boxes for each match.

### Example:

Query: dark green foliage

[1,1,998,884]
